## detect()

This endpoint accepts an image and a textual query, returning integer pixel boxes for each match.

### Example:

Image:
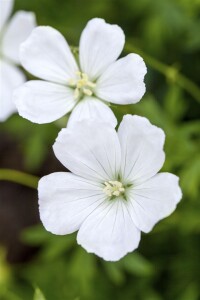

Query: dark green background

[0,0,200,299]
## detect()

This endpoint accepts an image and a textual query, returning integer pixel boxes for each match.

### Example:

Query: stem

[0,169,39,189]
[125,43,200,103]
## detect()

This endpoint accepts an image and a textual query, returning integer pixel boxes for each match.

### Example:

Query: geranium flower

[0,0,36,121]
[14,18,147,127]
[38,115,182,261]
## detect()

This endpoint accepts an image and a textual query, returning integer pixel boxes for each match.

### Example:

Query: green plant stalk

[0,169,39,189]
[125,43,200,103]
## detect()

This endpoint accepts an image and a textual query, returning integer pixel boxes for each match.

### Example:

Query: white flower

[38,115,182,261]
[0,0,36,122]
[14,18,147,127]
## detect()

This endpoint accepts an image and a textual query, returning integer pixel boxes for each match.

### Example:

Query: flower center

[103,181,125,197]
[69,71,96,100]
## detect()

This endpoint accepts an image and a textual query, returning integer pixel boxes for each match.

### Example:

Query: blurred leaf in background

[33,288,46,300]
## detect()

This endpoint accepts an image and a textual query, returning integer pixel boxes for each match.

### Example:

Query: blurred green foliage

[0,0,200,299]
[33,288,46,300]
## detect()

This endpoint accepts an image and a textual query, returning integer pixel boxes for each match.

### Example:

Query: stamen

[103,181,125,198]
[74,88,80,100]
[86,81,96,88]
[83,88,92,96]
[69,72,96,99]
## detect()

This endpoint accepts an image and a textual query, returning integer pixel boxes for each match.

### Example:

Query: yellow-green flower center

[69,71,96,99]
[103,181,125,197]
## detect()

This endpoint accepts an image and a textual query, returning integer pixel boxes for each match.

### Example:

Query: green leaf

[21,225,51,246]
[132,95,170,128]
[39,235,75,261]
[103,262,125,285]
[33,288,46,300]
[164,84,187,121]
[180,155,200,199]
[179,283,199,300]
[69,248,96,297]
[120,252,155,277]
[0,288,22,300]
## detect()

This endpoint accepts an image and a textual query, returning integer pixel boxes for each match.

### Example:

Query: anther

[69,71,96,99]
[103,181,125,198]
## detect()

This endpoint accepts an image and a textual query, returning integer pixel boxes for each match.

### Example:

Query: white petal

[53,121,121,182]
[118,115,165,184]
[0,0,13,30]
[20,26,78,84]
[38,172,106,235]
[96,54,147,104]
[14,80,76,124]
[79,18,125,80]
[127,173,182,233]
[77,199,141,261]
[2,11,36,64]
[0,59,25,122]
[68,97,117,128]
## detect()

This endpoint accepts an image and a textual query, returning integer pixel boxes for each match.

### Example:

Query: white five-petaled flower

[14,18,147,127]
[38,115,182,261]
[0,0,36,121]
